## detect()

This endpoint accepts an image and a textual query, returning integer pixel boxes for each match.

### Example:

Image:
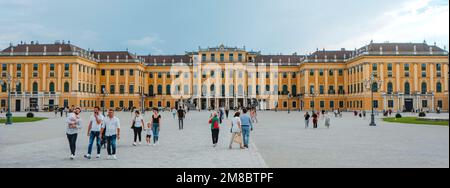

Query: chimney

[25,46,29,55]
[379,46,383,55]
[58,46,62,55]
[43,46,47,55]
[395,45,399,55]
[413,45,417,54]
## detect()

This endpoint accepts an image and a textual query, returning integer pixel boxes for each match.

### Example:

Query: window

[49,82,55,93]
[437,100,443,108]
[166,101,171,108]
[292,85,297,96]
[1,83,6,92]
[310,70,314,76]
[32,82,38,93]
[33,64,38,71]
[310,85,314,94]
[119,101,124,107]
[404,63,409,71]
[238,54,243,61]
[158,72,162,78]
[211,54,215,62]
[110,85,115,94]
[330,101,334,108]
[157,85,163,95]
[120,69,124,76]
[283,101,287,108]
[372,63,377,71]
[320,101,325,108]
[101,85,105,94]
[110,70,115,76]
[220,54,224,62]
[421,64,426,77]
[387,63,392,77]
[149,85,154,95]
[310,101,314,108]
[319,85,324,94]
[110,101,115,108]
[166,85,171,95]
[130,70,134,76]
[339,101,344,108]
[329,69,333,76]
[404,82,410,94]
[282,85,288,95]
[436,64,442,77]
[328,86,335,94]
[283,72,287,78]
[101,69,105,76]
[338,69,343,76]
[372,82,378,92]
[149,72,153,78]
[229,54,234,61]
[292,72,297,78]
[422,100,428,108]
[202,54,206,61]
[16,64,22,71]
[373,100,378,108]
[319,69,324,76]
[64,82,70,92]
[421,82,427,94]
[338,85,344,94]
[387,82,393,94]
[167,72,171,78]
[436,82,442,93]
[120,85,125,94]
[229,85,234,96]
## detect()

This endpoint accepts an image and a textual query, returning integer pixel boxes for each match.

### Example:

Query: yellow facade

[0,42,448,112]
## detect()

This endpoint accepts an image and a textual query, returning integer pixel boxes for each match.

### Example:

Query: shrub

[26,112,34,118]
[395,113,402,118]
[418,112,426,117]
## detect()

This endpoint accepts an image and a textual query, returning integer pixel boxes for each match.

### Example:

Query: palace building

[0,40,448,112]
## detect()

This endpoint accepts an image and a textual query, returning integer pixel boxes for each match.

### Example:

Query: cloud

[328,0,449,50]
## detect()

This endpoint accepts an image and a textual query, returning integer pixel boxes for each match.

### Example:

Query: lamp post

[363,73,383,126]
[141,91,145,115]
[102,87,109,116]
[1,73,18,125]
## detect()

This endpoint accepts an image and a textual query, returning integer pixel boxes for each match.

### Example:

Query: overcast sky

[0,0,448,55]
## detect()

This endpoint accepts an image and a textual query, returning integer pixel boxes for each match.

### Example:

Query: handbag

[131,117,136,129]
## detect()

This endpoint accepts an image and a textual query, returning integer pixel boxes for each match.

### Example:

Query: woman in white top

[132,110,145,146]
[229,111,245,149]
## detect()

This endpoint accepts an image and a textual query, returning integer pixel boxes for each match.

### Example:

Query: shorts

[146,134,152,138]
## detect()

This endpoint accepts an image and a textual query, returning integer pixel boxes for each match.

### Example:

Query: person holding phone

[84,106,104,159]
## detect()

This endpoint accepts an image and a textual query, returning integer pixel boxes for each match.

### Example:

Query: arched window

[166,85,172,95]
[33,82,38,93]
[49,82,55,92]
[157,85,163,95]
[404,82,410,94]
[436,82,442,93]
[372,82,378,92]
[292,85,297,96]
[229,85,234,96]
[387,82,393,94]
[238,85,243,95]
[421,82,427,94]
[282,85,288,95]
[16,82,22,93]
[148,85,154,95]
[64,82,70,93]
[274,85,279,95]
[184,85,189,95]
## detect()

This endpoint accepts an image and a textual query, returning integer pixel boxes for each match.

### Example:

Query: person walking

[229,111,244,149]
[239,108,253,148]
[324,113,331,129]
[144,122,152,146]
[65,107,82,160]
[304,111,311,128]
[209,112,220,147]
[225,107,230,119]
[60,107,64,117]
[172,108,177,119]
[132,110,145,146]
[84,106,104,159]
[150,108,161,145]
[100,109,121,160]
[177,107,185,130]
[312,112,318,129]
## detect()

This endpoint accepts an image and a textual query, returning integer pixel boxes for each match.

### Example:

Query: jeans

[305,119,309,128]
[87,131,101,155]
[211,129,219,144]
[66,133,78,155]
[105,135,117,155]
[133,127,142,142]
[178,118,184,130]
[241,125,251,147]
[152,123,160,143]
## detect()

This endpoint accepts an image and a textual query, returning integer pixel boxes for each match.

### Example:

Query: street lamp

[363,72,383,126]
[102,87,109,116]
[0,73,19,125]
[141,91,145,115]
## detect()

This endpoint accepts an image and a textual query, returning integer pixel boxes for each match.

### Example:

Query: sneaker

[96,154,101,159]
[113,155,117,160]
[133,142,137,146]
[84,154,91,159]
[70,154,75,160]
[107,155,112,160]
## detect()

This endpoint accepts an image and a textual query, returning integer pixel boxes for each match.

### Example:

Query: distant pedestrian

[65,107,82,160]
[209,112,220,147]
[304,112,311,128]
[172,108,177,119]
[100,108,121,160]
[324,113,331,129]
[229,111,244,149]
[312,112,318,129]
[225,107,230,119]
[363,111,366,118]
[177,107,185,130]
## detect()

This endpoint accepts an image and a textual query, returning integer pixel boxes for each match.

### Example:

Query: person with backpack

[304,111,311,128]
[209,112,220,147]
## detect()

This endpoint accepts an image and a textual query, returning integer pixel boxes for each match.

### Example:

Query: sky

[0,0,448,55]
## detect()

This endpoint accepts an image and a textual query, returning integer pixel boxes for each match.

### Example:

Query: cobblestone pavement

[0,111,448,168]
